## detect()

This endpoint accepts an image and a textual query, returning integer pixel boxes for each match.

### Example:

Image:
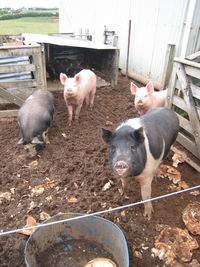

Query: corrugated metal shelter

[59,0,200,89]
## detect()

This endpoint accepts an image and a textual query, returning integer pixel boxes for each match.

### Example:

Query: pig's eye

[110,146,116,153]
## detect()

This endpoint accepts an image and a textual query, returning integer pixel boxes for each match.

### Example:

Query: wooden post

[162,44,176,88]
[32,45,47,89]
[0,86,24,106]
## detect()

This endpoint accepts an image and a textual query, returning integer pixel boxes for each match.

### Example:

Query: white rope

[0,185,199,237]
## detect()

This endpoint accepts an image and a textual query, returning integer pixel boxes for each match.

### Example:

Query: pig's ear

[132,127,144,143]
[130,82,138,95]
[146,81,154,94]
[102,128,113,144]
[75,73,81,83]
[60,73,68,85]
[17,138,24,145]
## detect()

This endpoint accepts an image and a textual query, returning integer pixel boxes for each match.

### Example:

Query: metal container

[24,213,129,267]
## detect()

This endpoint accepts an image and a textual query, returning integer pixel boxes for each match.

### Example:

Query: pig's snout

[114,160,129,176]
[65,88,76,98]
[66,88,73,95]
[137,99,144,105]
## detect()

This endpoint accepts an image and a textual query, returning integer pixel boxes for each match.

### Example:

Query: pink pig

[130,81,167,115]
[60,69,96,125]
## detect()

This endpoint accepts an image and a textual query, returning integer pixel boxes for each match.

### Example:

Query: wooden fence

[168,51,200,171]
[0,44,47,117]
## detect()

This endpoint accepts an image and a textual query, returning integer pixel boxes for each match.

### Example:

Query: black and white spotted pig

[102,107,179,219]
[17,89,54,157]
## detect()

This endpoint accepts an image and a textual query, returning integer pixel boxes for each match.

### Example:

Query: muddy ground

[0,72,200,267]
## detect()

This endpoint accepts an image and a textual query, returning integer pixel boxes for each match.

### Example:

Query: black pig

[17,89,54,157]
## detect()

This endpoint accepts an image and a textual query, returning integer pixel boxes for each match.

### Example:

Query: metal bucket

[24,213,129,267]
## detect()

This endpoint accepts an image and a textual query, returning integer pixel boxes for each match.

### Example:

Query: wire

[0,184,199,237]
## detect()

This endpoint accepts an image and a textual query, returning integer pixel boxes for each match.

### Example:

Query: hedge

[0,12,59,20]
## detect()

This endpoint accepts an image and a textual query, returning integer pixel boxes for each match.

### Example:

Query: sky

[0,0,59,8]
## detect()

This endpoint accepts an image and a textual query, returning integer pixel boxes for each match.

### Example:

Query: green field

[0,16,59,34]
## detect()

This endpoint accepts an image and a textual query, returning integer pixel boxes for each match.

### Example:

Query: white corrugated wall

[59,0,199,87]
[186,0,200,55]
[127,0,189,87]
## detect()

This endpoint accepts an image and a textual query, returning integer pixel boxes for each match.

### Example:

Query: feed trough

[24,213,129,267]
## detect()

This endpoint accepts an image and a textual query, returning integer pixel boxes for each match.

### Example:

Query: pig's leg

[138,176,154,220]
[120,178,130,199]
[85,95,90,107]
[66,105,73,125]
[43,130,50,144]
[74,103,83,121]
[89,89,96,108]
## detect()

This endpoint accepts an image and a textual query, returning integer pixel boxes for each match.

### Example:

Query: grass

[0,16,59,34]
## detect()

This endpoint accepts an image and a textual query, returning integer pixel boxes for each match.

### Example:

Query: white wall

[59,0,199,87]
[186,0,200,55]
[127,0,189,85]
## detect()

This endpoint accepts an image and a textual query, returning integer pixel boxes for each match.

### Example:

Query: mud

[0,72,200,267]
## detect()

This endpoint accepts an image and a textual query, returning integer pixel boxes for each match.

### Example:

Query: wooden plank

[0,45,41,57]
[0,87,24,106]
[0,79,37,88]
[166,65,177,107]
[185,65,200,79]
[176,62,200,157]
[32,45,47,89]
[0,109,18,118]
[162,44,176,88]
[0,64,36,73]
[176,133,199,158]
[41,45,47,88]
[0,96,10,104]
[175,81,200,110]
[186,51,200,61]
[177,114,193,134]
[172,95,188,111]
[0,87,36,103]
[175,78,182,92]
[172,96,200,118]
[174,57,200,69]
[190,84,200,100]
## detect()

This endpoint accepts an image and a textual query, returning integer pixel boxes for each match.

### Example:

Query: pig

[130,81,167,115]
[102,107,179,219]
[60,69,96,125]
[17,89,54,157]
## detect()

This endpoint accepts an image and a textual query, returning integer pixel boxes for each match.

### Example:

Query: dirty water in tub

[35,238,116,267]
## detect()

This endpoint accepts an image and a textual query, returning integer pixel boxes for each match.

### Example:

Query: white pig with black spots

[102,107,179,219]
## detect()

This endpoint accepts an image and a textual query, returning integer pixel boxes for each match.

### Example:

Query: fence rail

[168,51,200,168]
[0,44,47,118]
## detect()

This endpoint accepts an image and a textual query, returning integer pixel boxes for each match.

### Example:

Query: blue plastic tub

[24,213,129,267]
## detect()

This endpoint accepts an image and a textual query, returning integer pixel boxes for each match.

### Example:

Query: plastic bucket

[24,213,129,267]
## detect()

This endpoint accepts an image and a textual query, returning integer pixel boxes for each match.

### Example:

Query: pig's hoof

[144,212,152,220]
[118,188,123,195]
[124,194,129,199]
[144,208,154,220]
[74,115,80,120]
[118,189,129,199]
